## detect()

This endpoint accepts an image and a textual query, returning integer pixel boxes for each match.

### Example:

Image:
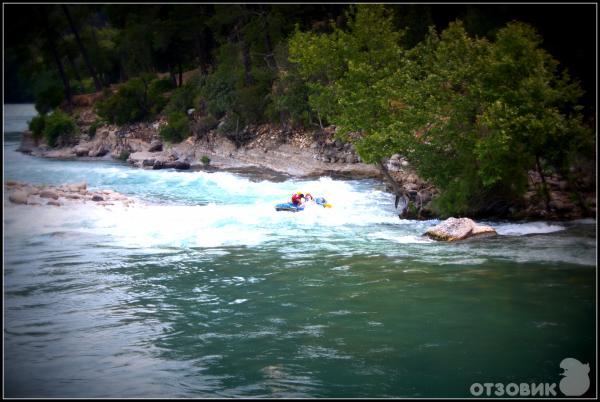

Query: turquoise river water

[3,104,596,398]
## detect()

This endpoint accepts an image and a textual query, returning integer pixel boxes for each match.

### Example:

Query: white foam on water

[3,186,397,249]
[368,231,435,244]
[493,221,566,236]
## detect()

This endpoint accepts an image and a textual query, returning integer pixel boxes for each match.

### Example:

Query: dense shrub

[28,114,46,140]
[95,74,168,124]
[159,111,190,143]
[193,114,219,137]
[267,43,313,128]
[164,84,196,115]
[34,79,65,114]
[43,110,76,147]
[149,77,175,96]
[118,149,131,161]
[88,119,105,138]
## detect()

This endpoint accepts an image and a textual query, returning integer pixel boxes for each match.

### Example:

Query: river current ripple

[3,104,596,397]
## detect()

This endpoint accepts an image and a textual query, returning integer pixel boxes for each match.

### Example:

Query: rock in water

[9,189,29,204]
[39,190,59,200]
[425,217,496,241]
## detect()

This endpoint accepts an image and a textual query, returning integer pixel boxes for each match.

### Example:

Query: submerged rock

[424,217,496,242]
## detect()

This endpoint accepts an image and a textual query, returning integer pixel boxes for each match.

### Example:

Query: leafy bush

[267,71,312,128]
[43,110,76,147]
[28,114,46,140]
[192,114,219,138]
[267,43,313,128]
[164,84,196,115]
[88,119,105,138]
[159,111,190,143]
[201,155,211,165]
[118,149,131,161]
[149,77,175,96]
[34,79,65,114]
[96,74,167,124]
[197,42,273,132]
[201,65,237,119]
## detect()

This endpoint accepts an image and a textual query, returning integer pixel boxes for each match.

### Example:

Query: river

[3,104,596,397]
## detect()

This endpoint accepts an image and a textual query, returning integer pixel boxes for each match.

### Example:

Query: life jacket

[291,193,303,205]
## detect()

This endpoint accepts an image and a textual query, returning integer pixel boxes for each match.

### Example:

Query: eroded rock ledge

[5,181,135,208]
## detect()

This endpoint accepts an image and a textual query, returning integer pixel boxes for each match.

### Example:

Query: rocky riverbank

[5,181,136,208]
[15,104,596,221]
[17,106,381,179]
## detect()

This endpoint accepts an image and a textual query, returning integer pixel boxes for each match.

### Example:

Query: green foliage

[267,42,313,127]
[290,5,405,134]
[88,119,106,137]
[96,74,167,124]
[159,111,190,143]
[198,20,278,130]
[43,110,76,147]
[200,155,211,165]
[193,114,219,137]
[28,114,46,140]
[290,6,593,217]
[164,84,196,115]
[149,77,175,96]
[118,149,130,161]
[34,76,65,114]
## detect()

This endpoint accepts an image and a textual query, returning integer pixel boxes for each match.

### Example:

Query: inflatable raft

[275,197,331,212]
[275,202,305,212]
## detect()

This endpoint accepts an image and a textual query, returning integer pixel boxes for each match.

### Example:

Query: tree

[290,5,592,217]
[61,4,104,90]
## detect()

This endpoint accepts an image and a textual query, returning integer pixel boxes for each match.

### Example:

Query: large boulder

[148,140,163,152]
[88,145,109,157]
[74,144,91,156]
[425,217,496,242]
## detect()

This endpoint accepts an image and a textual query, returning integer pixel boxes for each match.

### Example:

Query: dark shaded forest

[4,4,595,113]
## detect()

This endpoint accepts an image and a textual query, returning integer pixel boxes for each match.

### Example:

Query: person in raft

[291,192,306,207]
[291,192,330,208]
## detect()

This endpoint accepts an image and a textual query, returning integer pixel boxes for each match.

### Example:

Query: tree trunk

[49,37,72,105]
[168,63,177,87]
[535,155,551,213]
[65,52,82,82]
[240,37,254,86]
[65,52,83,93]
[261,9,277,70]
[41,12,72,105]
[61,4,102,91]
[178,59,183,88]
[561,166,590,216]
[378,159,410,216]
